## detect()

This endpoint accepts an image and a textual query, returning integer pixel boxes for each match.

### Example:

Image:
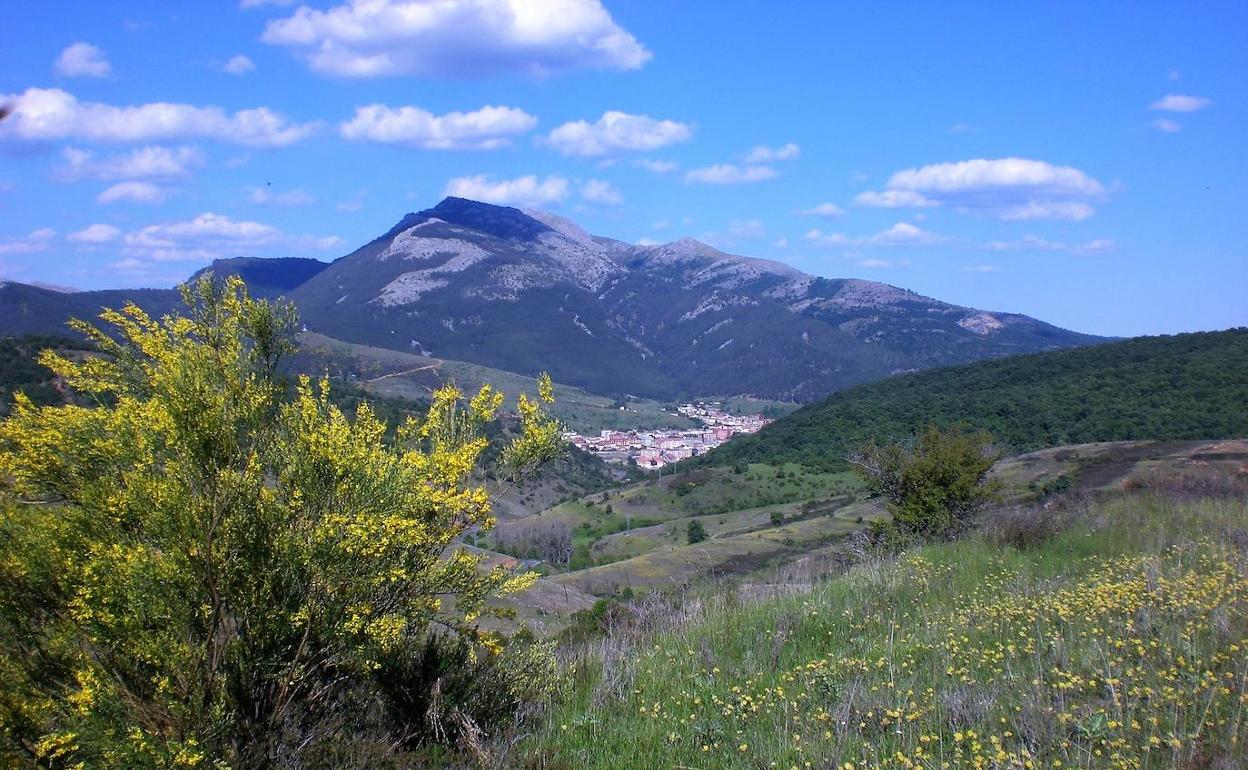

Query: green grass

[491,464,864,576]
[519,492,1248,769]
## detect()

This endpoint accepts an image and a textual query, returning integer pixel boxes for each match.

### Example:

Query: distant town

[564,402,771,469]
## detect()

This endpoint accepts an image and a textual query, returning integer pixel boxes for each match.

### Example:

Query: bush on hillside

[850,424,1000,538]
[0,276,564,768]
[687,519,708,544]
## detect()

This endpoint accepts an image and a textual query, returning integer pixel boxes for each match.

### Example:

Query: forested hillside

[698,328,1248,470]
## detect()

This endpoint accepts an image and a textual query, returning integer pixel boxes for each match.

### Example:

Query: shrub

[687,520,708,544]
[850,424,1000,538]
[0,276,563,767]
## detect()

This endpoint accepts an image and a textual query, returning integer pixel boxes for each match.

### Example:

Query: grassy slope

[292,332,705,433]
[522,488,1248,769]
[697,327,1248,471]
[490,463,864,578]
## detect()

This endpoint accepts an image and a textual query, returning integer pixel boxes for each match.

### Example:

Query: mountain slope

[190,257,329,298]
[0,281,182,339]
[1,198,1103,401]
[695,327,1248,470]
[290,197,1103,401]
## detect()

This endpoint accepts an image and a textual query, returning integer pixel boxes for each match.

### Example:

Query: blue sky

[1,1,1244,337]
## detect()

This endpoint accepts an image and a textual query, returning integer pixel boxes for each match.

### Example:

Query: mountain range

[0,197,1104,401]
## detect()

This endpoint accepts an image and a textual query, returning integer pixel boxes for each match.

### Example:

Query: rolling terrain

[696,326,1248,470]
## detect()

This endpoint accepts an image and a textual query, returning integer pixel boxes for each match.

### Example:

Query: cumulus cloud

[543,111,692,156]
[261,0,651,78]
[634,159,677,174]
[68,224,122,244]
[854,189,938,209]
[804,228,848,247]
[0,88,318,148]
[97,181,167,205]
[997,200,1094,221]
[863,222,944,246]
[684,163,777,185]
[983,234,1114,254]
[340,103,536,150]
[1152,118,1182,133]
[122,212,341,264]
[799,202,845,218]
[727,219,766,239]
[248,186,315,206]
[580,179,622,206]
[0,228,56,255]
[221,55,256,75]
[806,222,945,249]
[856,157,1105,220]
[1149,94,1211,112]
[443,174,570,207]
[54,43,112,78]
[58,145,205,181]
[742,142,800,164]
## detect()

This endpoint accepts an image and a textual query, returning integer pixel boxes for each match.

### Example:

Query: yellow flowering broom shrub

[0,276,563,767]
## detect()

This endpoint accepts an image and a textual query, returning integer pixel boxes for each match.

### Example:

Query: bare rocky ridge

[288,197,1104,401]
[0,197,1104,401]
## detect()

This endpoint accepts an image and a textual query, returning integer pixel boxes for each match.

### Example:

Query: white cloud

[580,179,622,206]
[888,158,1104,197]
[636,237,660,246]
[341,103,536,150]
[960,264,1001,273]
[949,122,978,134]
[743,143,800,164]
[68,224,121,243]
[97,181,167,205]
[997,200,1094,221]
[336,200,363,213]
[1152,118,1182,133]
[774,237,788,248]
[854,189,938,209]
[122,212,341,263]
[0,228,56,255]
[1149,94,1211,112]
[864,222,944,246]
[544,111,692,157]
[727,219,766,239]
[857,258,894,268]
[634,159,678,174]
[222,55,256,75]
[54,43,112,78]
[804,228,848,246]
[0,88,317,148]
[241,0,297,7]
[443,174,569,207]
[684,164,777,185]
[58,145,205,181]
[799,202,845,218]
[857,157,1105,220]
[248,186,316,206]
[983,234,1114,254]
[261,0,650,78]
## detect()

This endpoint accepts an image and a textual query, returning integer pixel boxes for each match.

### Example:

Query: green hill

[698,328,1248,470]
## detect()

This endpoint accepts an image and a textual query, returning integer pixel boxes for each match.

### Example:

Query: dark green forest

[696,328,1248,471]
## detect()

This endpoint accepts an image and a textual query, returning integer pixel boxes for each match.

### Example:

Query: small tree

[0,277,563,767]
[687,519,708,544]
[849,424,999,538]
